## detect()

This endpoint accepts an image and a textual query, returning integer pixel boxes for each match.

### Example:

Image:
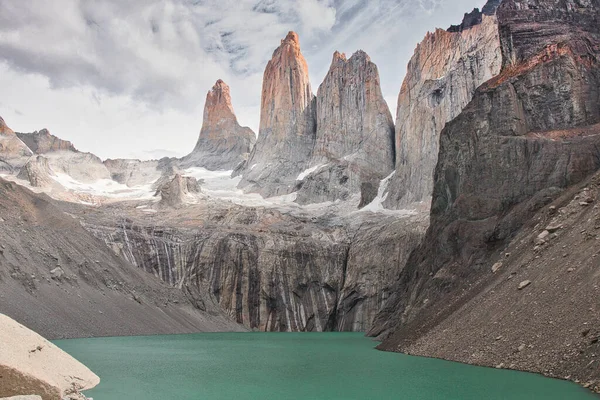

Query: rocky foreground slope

[0,178,243,339]
[371,0,600,392]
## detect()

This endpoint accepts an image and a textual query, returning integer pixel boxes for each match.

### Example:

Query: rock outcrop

[15,129,77,154]
[295,51,395,205]
[384,2,502,208]
[16,156,55,188]
[372,0,600,389]
[182,80,256,171]
[0,117,33,172]
[238,32,316,198]
[155,173,201,207]
[43,152,111,183]
[0,314,99,400]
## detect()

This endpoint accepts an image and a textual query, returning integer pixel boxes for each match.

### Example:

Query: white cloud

[0,0,485,160]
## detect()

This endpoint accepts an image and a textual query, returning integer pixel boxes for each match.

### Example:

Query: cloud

[0,0,486,160]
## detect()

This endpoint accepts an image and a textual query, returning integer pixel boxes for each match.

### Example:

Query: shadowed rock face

[372,0,600,386]
[182,80,256,171]
[16,129,77,154]
[295,51,395,205]
[384,3,502,209]
[239,32,316,198]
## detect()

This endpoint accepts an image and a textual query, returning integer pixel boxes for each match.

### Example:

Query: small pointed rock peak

[349,50,371,63]
[332,51,347,63]
[203,79,236,126]
[211,79,228,93]
[282,31,300,46]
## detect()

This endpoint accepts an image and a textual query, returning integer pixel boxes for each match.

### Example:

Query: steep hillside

[372,0,600,393]
[0,178,242,339]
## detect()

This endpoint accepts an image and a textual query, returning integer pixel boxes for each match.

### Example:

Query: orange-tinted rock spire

[183,79,256,171]
[239,31,317,197]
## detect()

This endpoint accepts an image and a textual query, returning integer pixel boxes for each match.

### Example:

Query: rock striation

[384,2,502,209]
[15,129,77,154]
[82,203,427,333]
[0,117,33,172]
[182,80,256,171]
[238,32,316,198]
[372,0,600,389]
[295,51,395,205]
[0,314,99,400]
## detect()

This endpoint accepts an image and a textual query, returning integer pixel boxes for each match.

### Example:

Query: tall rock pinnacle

[183,79,256,171]
[295,50,395,206]
[238,31,316,197]
[383,1,502,209]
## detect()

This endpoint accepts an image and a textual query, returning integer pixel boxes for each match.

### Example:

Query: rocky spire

[182,79,256,171]
[295,50,395,205]
[238,31,316,197]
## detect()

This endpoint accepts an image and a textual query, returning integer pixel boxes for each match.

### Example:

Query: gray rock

[50,267,65,280]
[518,280,531,290]
[295,51,394,205]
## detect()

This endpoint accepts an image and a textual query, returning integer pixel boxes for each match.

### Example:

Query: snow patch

[360,171,395,212]
[52,173,155,200]
[297,164,327,181]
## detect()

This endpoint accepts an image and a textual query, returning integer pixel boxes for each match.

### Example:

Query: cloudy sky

[0,0,484,160]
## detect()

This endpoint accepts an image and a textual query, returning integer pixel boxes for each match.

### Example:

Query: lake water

[55,332,597,400]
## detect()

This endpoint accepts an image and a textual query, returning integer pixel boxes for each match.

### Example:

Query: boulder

[0,314,99,400]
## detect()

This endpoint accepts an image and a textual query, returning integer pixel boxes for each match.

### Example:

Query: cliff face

[81,205,426,332]
[0,116,33,172]
[182,80,256,171]
[373,0,600,389]
[238,32,316,198]
[16,129,77,154]
[384,7,502,209]
[295,51,395,205]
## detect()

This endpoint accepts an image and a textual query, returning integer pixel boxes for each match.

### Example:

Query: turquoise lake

[55,332,598,400]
